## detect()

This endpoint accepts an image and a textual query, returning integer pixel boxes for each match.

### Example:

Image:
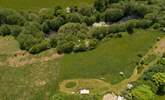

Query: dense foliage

[0,0,164,54]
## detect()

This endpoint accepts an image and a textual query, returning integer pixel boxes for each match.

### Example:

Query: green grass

[0,0,94,10]
[59,29,162,84]
[0,36,59,100]
[156,95,165,100]
[65,81,77,88]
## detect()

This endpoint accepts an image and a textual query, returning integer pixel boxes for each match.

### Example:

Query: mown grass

[59,29,162,84]
[0,0,94,10]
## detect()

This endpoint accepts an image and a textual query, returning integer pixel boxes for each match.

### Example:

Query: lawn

[59,29,162,84]
[0,0,94,10]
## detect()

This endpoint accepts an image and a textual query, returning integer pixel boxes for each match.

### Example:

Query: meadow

[0,36,59,100]
[0,0,94,10]
[59,29,162,84]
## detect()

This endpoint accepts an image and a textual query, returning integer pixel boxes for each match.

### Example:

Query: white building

[80,89,90,94]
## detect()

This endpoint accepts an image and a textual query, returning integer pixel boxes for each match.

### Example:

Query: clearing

[59,29,164,95]
[0,36,61,99]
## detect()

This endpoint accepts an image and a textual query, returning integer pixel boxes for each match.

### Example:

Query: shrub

[9,25,22,37]
[29,40,50,54]
[50,34,58,48]
[49,16,65,31]
[17,33,39,50]
[78,6,94,17]
[109,23,127,33]
[6,13,25,25]
[22,22,41,34]
[56,39,74,53]
[83,16,96,26]
[136,19,152,29]
[66,13,82,23]
[41,21,50,33]
[124,1,149,17]
[0,24,11,36]
[127,24,134,34]
[103,8,124,22]
[58,23,88,39]
[89,27,109,40]
[94,0,106,12]
[152,23,161,29]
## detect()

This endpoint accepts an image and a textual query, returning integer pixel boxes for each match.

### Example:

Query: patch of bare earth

[153,37,165,55]
[6,50,63,67]
[103,93,117,100]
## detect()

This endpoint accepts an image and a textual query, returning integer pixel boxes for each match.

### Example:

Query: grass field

[0,29,163,99]
[0,36,60,100]
[0,0,94,10]
[59,29,162,84]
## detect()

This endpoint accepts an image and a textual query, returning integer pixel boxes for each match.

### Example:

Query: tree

[103,8,124,22]
[131,85,155,100]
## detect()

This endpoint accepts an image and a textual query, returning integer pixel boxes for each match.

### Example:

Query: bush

[9,25,22,37]
[41,21,50,33]
[6,13,25,25]
[56,37,74,53]
[0,24,11,36]
[66,13,82,23]
[58,23,88,39]
[103,8,124,22]
[17,33,39,50]
[109,23,127,33]
[83,16,96,26]
[89,26,109,40]
[22,22,41,34]
[124,1,149,17]
[49,16,65,31]
[50,34,58,48]
[152,23,161,29]
[78,6,94,17]
[29,40,50,54]
[94,0,106,12]
[136,19,152,29]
